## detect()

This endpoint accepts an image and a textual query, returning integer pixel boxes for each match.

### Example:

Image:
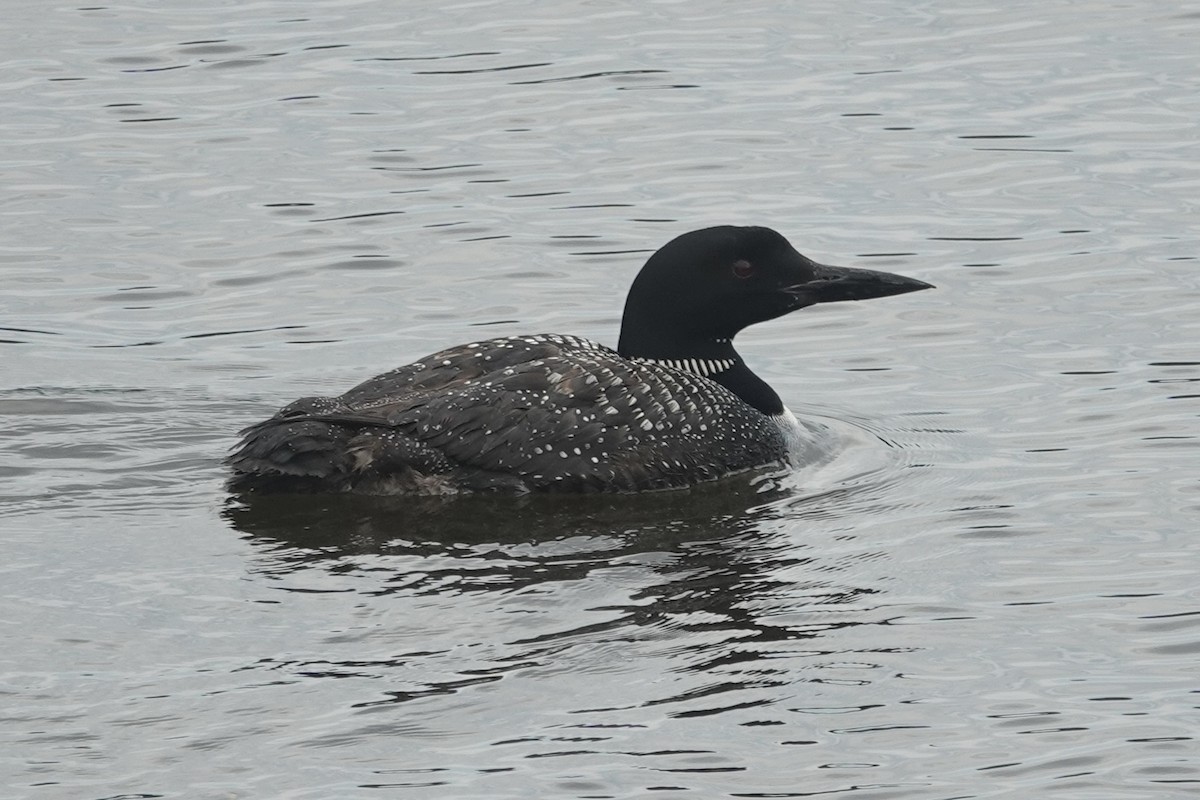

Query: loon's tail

[225,418,360,493]
[225,410,512,494]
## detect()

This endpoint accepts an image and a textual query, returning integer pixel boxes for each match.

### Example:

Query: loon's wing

[349,348,783,492]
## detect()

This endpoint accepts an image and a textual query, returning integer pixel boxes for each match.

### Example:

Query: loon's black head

[617,225,933,359]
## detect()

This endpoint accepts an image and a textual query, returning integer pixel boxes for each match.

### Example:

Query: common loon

[227,226,932,495]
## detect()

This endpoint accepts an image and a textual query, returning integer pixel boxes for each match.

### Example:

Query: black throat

[707,361,784,416]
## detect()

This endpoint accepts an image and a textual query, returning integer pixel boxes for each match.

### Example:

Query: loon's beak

[794,262,934,305]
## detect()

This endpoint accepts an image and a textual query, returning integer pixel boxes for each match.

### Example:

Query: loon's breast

[227,334,788,495]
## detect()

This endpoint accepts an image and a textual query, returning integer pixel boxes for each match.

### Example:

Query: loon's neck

[709,361,784,416]
[618,336,784,416]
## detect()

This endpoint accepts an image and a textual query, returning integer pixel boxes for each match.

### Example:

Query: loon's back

[227,334,786,494]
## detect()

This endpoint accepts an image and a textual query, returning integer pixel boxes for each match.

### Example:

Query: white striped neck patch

[634,356,738,378]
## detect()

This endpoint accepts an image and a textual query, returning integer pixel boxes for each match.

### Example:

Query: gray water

[3,1,1198,798]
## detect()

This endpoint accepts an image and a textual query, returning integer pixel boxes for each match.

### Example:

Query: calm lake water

[3,1,1198,798]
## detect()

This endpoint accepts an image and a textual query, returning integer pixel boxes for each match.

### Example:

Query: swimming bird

[227,226,932,495]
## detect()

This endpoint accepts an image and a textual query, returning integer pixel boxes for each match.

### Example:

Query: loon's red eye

[732,259,755,279]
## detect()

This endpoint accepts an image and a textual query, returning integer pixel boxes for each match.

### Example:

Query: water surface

[3,1,1198,798]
